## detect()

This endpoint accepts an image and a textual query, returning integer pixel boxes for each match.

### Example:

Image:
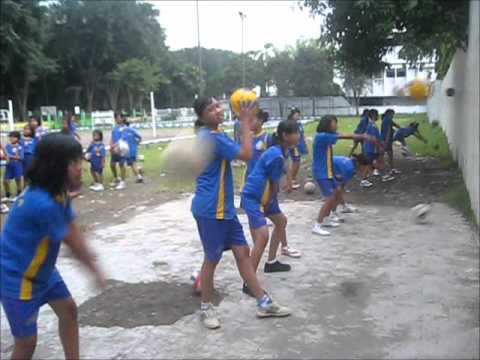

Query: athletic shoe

[135,175,144,184]
[109,178,121,187]
[312,223,331,236]
[115,181,126,190]
[8,196,17,203]
[91,183,105,192]
[257,295,291,318]
[281,246,302,258]
[340,204,357,213]
[322,218,340,228]
[200,304,221,329]
[264,260,291,273]
[360,180,373,188]
[373,169,381,176]
[291,182,301,190]
[381,174,395,182]
[0,203,9,214]
[391,168,401,175]
[330,212,345,223]
[1,197,9,203]
[242,283,256,298]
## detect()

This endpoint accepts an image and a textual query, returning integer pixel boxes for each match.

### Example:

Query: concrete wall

[426,0,479,224]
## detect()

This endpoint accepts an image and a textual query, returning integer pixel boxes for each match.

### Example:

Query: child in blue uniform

[192,96,290,329]
[2,131,24,202]
[29,116,49,141]
[86,129,106,192]
[123,121,144,183]
[0,144,9,213]
[22,124,37,173]
[0,133,105,359]
[394,122,427,157]
[287,107,308,190]
[110,113,127,190]
[380,109,401,174]
[242,120,300,288]
[349,108,370,156]
[312,115,377,236]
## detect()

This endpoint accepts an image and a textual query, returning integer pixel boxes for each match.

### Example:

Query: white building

[339,46,437,97]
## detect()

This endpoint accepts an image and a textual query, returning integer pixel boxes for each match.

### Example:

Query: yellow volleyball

[230,88,258,115]
[408,80,430,101]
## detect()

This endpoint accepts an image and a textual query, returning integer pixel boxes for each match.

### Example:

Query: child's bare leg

[231,245,264,299]
[3,179,10,197]
[11,335,37,360]
[49,298,79,359]
[90,168,97,184]
[200,258,219,304]
[317,195,337,223]
[14,178,22,194]
[290,161,300,182]
[267,213,287,261]
[249,226,269,272]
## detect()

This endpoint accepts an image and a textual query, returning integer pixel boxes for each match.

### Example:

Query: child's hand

[239,101,258,127]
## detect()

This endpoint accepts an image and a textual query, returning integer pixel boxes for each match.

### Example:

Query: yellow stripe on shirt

[216,160,227,219]
[20,237,50,300]
[327,146,333,179]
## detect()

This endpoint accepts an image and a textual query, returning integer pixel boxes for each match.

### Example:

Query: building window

[386,68,395,78]
[396,65,406,77]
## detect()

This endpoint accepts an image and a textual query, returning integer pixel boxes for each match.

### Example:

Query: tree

[0,0,56,119]
[267,48,295,96]
[342,67,369,115]
[302,0,469,78]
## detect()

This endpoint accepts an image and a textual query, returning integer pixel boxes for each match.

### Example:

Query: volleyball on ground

[408,80,430,101]
[230,88,258,115]
[411,203,432,224]
[304,181,316,195]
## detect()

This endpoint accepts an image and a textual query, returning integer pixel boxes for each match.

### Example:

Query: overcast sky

[148,1,322,53]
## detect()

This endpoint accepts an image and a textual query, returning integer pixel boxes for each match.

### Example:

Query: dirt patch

[78,280,225,328]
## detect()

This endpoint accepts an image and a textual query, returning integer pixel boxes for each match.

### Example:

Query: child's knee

[15,335,37,352]
[60,299,78,322]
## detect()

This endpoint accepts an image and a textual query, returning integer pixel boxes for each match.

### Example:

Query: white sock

[267,259,277,264]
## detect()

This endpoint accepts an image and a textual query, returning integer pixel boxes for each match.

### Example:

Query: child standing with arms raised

[192,96,290,330]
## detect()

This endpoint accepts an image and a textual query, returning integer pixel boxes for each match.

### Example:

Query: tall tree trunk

[106,84,120,111]
[84,68,98,113]
[12,77,29,121]
[126,88,134,112]
[353,89,359,115]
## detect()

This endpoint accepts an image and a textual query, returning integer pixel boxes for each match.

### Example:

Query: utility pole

[196,0,203,95]
[239,11,247,87]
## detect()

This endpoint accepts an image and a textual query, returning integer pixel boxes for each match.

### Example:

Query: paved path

[1,197,478,359]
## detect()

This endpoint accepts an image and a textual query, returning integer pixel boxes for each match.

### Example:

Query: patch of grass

[444,170,477,226]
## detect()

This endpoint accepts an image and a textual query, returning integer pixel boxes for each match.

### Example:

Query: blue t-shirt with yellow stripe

[191,128,240,220]
[0,187,75,300]
[245,130,273,180]
[312,132,339,180]
[242,145,286,206]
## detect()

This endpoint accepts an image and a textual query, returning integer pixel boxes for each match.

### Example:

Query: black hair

[193,96,215,118]
[93,129,103,141]
[409,122,419,129]
[27,133,83,196]
[352,153,370,166]
[24,124,35,138]
[9,130,21,139]
[194,119,204,134]
[256,109,269,123]
[272,119,299,145]
[125,121,131,127]
[287,107,301,120]
[362,109,369,116]
[30,115,42,126]
[385,108,395,116]
[369,109,379,119]
[316,115,338,133]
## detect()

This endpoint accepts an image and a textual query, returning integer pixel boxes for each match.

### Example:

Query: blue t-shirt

[381,114,394,142]
[363,121,381,154]
[242,145,286,206]
[111,125,126,144]
[233,120,242,144]
[354,115,369,134]
[0,187,75,300]
[6,143,24,164]
[333,156,356,184]
[34,126,49,141]
[87,142,106,169]
[245,131,274,179]
[21,137,37,155]
[122,127,142,158]
[296,122,308,155]
[394,126,417,141]
[191,128,240,220]
[312,132,339,180]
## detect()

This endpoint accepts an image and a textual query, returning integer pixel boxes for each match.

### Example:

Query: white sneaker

[91,183,105,192]
[330,212,345,223]
[0,203,9,214]
[391,168,401,175]
[323,217,340,227]
[200,304,221,329]
[291,182,301,190]
[373,169,381,176]
[8,196,17,203]
[312,223,331,236]
[341,204,357,213]
[360,180,373,188]
[109,178,121,187]
[257,298,291,318]
[381,174,395,182]
[115,181,126,190]
[1,197,9,203]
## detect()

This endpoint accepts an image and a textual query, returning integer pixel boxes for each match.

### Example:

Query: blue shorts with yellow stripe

[315,178,338,197]
[241,195,282,230]
[194,215,248,262]
[1,279,71,337]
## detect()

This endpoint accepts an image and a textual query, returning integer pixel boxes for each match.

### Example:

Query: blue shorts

[194,215,248,262]
[1,280,71,338]
[110,153,126,165]
[5,162,23,180]
[23,154,34,172]
[126,154,137,166]
[365,152,380,164]
[241,195,282,230]
[316,178,338,197]
[90,163,104,174]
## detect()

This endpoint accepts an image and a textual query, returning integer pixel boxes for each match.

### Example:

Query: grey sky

[148,1,322,53]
